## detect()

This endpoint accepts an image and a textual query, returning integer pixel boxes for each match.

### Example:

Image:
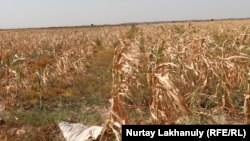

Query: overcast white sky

[0,0,250,29]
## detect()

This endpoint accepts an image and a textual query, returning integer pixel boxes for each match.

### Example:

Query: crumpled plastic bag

[59,121,103,141]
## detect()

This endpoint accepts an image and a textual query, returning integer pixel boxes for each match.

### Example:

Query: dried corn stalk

[244,95,250,124]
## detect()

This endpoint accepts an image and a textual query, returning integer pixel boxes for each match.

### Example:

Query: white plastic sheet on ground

[59,121,103,141]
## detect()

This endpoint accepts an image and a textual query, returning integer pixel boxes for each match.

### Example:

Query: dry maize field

[0,20,250,140]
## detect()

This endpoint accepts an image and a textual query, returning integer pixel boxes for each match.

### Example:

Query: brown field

[0,19,250,140]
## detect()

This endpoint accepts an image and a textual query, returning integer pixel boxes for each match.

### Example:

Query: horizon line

[1,17,250,31]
